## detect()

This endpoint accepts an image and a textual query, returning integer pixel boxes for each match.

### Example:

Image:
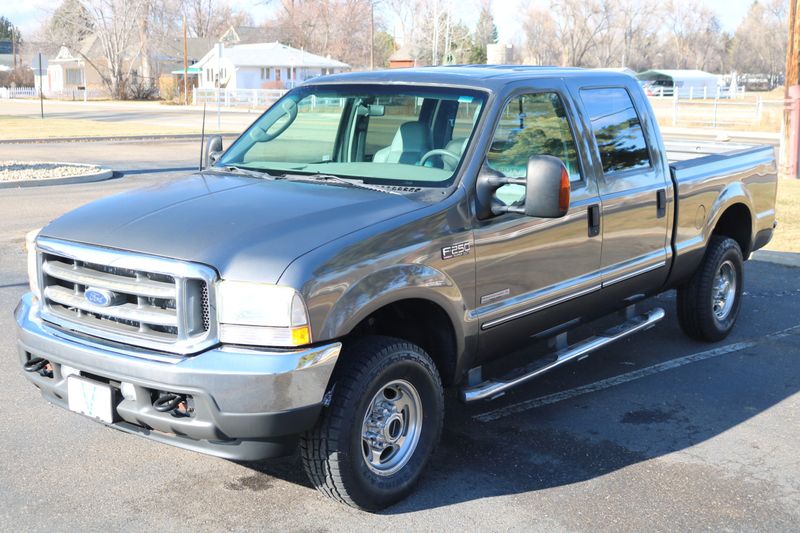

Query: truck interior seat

[372,122,432,165]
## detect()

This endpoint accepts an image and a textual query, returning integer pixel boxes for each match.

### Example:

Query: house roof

[197,42,349,69]
[220,26,279,45]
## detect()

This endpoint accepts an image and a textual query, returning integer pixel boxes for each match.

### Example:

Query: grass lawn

[766,178,800,253]
[0,115,233,140]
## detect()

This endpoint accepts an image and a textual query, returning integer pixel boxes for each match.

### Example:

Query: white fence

[648,95,783,128]
[0,87,36,98]
[193,88,287,108]
[0,86,107,100]
[646,85,747,100]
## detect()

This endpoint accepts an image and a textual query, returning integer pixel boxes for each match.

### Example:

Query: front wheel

[677,236,744,342]
[299,336,444,511]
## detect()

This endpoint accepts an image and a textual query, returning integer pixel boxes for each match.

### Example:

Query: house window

[260,67,270,80]
[275,69,282,82]
[65,68,84,86]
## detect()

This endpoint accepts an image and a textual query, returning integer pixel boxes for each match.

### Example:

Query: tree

[467,1,498,64]
[662,0,727,71]
[0,16,18,41]
[550,0,612,67]
[522,7,560,66]
[731,0,788,84]
[272,0,384,68]
[182,0,252,39]
[47,0,94,45]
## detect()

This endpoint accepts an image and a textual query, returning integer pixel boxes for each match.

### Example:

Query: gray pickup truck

[15,66,777,510]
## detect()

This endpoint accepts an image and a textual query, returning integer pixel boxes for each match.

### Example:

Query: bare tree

[731,0,788,84]
[549,0,612,67]
[521,7,560,66]
[272,0,387,68]
[662,0,727,71]
[50,0,147,99]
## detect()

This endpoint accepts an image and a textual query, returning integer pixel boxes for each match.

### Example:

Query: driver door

[472,85,603,360]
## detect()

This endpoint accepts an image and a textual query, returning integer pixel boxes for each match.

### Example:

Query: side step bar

[461,307,665,403]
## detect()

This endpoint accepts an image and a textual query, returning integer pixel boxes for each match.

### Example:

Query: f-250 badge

[441,240,471,260]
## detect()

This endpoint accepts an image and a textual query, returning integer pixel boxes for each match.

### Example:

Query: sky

[4,0,760,43]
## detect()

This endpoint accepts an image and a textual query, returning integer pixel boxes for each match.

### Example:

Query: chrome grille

[36,238,217,355]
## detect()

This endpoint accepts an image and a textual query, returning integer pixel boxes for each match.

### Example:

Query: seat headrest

[391,121,432,154]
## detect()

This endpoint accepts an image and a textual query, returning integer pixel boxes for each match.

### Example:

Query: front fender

[318,263,470,357]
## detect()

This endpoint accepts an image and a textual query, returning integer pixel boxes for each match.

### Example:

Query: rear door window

[579,87,651,174]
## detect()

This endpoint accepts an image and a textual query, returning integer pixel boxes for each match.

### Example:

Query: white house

[195,42,349,90]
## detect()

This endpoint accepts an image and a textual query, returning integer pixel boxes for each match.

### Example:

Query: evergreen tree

[467,4,498,64]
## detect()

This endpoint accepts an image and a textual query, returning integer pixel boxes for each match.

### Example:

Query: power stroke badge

[441,240,471,260]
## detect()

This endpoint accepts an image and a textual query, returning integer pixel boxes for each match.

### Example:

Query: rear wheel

[299,336,444,511]
[677,236,744,342]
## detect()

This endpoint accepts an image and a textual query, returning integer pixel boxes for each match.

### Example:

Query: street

[0,140,798,531]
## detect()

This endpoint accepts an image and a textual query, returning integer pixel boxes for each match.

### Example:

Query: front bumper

[14,293,341,461]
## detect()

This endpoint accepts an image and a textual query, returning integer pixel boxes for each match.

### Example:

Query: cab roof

[307,65,634,92]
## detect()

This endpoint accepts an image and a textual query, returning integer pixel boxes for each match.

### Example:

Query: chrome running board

[460,307,665,403]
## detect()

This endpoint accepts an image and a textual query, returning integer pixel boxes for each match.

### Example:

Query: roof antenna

[199,101,207,171]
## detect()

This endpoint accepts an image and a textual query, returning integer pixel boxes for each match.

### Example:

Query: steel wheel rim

[361,379,423,477]
[712,259,737,320]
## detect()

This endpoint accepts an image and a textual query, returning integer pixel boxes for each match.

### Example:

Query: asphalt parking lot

[1,140,798,531]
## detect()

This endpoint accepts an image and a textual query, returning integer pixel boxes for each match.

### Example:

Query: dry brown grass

[765,178,800,253]
[0,115,233,140]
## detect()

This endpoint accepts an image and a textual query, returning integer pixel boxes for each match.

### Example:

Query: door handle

[588,204,600,237]
[656,189,667,218]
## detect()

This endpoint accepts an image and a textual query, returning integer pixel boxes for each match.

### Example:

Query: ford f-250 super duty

[15,66,777,510]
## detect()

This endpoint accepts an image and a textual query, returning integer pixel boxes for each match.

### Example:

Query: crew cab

[15,66,777,510]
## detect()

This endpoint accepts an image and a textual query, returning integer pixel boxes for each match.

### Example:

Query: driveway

[0,141,798,531]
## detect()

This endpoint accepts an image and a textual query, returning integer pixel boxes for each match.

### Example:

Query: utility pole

[183,14,189,105]
[369,1,375,70]
[782,0,800,178]
[11,27,17,70]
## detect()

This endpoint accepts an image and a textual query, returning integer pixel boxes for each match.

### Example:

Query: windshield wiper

[217,165,282,179]
[284,173,401,195]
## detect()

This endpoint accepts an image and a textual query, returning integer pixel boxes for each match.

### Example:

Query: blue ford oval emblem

[85,287,115,307]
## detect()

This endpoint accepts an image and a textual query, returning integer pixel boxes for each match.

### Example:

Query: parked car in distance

[16,66,777,511]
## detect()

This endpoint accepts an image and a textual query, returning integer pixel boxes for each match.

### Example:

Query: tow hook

[153,392,185,413]
[23,357,53,378]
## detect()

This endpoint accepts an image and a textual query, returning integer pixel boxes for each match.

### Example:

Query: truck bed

[666,142,778,283]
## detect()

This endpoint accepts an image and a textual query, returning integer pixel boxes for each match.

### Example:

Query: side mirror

[475,155,570,219]
[522,155,571,218]
[204,135,223,168]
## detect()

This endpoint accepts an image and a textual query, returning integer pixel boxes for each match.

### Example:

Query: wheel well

[712,203,752,257]
[347,299,458,386]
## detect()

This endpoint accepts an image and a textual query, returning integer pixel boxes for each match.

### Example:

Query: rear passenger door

[577,86,671,287]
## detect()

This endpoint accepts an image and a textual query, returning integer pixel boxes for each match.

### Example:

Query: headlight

[217,280,311,347]
[25,228,42,298]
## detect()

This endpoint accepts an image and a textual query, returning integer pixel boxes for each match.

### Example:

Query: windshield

[218,84,487,188]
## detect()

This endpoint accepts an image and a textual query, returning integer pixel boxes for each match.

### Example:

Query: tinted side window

[579,88,651,174]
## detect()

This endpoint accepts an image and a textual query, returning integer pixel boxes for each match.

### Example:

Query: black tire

[677,236,744,342]
[299,336,444,511]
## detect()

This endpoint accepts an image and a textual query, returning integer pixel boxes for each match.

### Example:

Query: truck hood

[40,172,424,283]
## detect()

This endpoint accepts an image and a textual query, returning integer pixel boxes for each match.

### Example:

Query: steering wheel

[419,149,460,167]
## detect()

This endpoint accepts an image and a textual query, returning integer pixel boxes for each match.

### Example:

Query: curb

[0,133,240,145]
[0,167,115,189]
[751,250,800,268]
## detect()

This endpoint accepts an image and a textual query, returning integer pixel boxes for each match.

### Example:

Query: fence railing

[646,85,747,100]
[0,86,107,100]
[0,87,37,98]
[648,95,783,129]
[193,87,287,108]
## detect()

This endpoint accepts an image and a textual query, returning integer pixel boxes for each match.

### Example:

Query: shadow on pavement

[235,261,799,513]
